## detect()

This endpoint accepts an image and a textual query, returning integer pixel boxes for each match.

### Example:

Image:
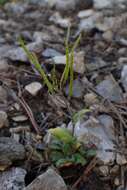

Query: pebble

[0,111,8,129]
[0,59,9,72]
[65,79,84,98]
[24,168,67,190]
[99,166,109,177]
[77,9,94,19]
[84,93,99,106]
[49,12,71,28]
[12,115,28,122]
[42,48,62,58]
[116,154,127,165]
[0,86,8,104]
[25,82,42,96]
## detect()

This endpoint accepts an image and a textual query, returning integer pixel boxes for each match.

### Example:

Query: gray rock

[42,48,62,58]
[69,116,115,164]
[65,79,84,98]
[24,168,67,190]
[96,75,123,103]
[0,167,26,190]
[77,9,94,19]
[5,41,43,62]
[52,51,85,74]
[45,0,93,11]
[94,0,113,9]
[0,137,25,167]
[4,2,27,14]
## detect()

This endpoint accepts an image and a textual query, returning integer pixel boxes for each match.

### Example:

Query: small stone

[77,9,94,19]
[25,82,42,96]
[96,75,123,103]
[49,12,71,28]
[4,2,27,14]
[42,48,62,58]
[114,177,120,186]
[110,165,119,175]
[94,0,112,9]
[52,51,85,74]
[0,167,26,190]
[65,79,84,98]
[118,57,127,64]
[12,115,28,122]
[99,166,109,177]
[24,168,67,190]
[0,59,9,72]
[116,154,127,165]
[84,93,99,106]
[102,30,113,42]
[0,111,8,129]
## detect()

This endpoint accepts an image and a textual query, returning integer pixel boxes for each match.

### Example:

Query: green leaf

[72,109,91,124]
[73,153,87,166]
[50,151,63,162]
[62,143,72,155]
[48,127,75,144]
[86,149,96,157]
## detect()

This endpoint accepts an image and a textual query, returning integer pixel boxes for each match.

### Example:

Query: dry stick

[17,82,40,134]
[72,157,97,189]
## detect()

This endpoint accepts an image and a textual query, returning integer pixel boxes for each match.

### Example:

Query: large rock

[24,168,67,190]
[0,167,26,190]
[68,115,115,164]
[0,137,25,170]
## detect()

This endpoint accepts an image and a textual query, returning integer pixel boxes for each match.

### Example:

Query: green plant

[72,108,91,124]
[19,38,54,93]
[0,0,8,5]
[48,127,96,167]
[20,28,81,96]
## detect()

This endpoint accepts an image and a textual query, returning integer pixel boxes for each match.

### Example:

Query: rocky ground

[0,0,127,189]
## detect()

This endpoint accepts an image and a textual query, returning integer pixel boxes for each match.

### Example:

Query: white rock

[52,51,85,74]
[12,115,28,122]
[49,12,71,28]
[25,82,42,96]
[77,9,94,19]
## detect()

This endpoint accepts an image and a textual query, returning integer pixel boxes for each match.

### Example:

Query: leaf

[72,109,91,124]
[48,127,75,143]
[86,149,96,157]
[56,158,73,167]
[50,151,63,162]
[72,153,87,166]
[49,139,62,150]
[62,143,72,155]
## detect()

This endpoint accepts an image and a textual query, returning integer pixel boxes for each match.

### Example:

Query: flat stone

[65,79,84,98]
[24,168,67,190]
[77,9,94,19]
[42,48,62,58]
[0,167,26,190]
[12,115,28,122]
[25,82,42,96]
[0,59,9,72]
[96,75,123,103]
